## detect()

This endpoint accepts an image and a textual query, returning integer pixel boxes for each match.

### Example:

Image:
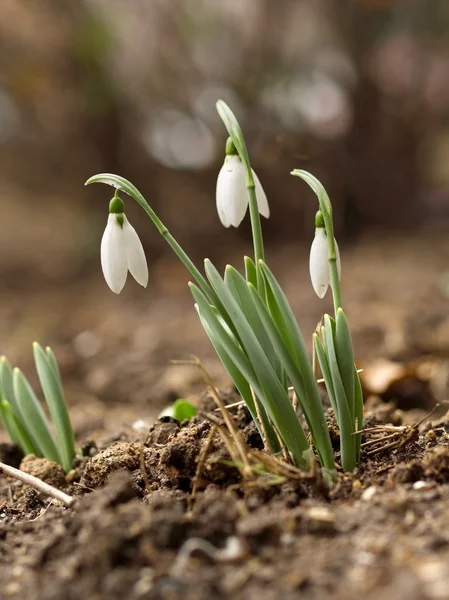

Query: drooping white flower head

[216,154,269,228]
[309,227,341,299]
[101,201,148,294]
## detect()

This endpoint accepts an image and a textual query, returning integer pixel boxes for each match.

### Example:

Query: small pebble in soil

[412,480,435,491]
[361,485,377,501]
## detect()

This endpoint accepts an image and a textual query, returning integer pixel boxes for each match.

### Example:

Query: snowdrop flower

[216,152,269,228]
[101,196,148,294]
[309,226,341,299]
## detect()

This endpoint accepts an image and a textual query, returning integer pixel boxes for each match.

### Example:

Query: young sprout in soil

[86,100,363,485]
[159,398,198,421]
[0,343,75,473]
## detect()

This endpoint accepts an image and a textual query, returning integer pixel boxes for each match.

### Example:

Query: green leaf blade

[225,266,283,381]
[203,261,312,468]
[322,316,356,472]
[194,301,280,453]
[335,309,355,420]
[13,368,61,465]
[0,357,19,415]
[33,343,75,472]
[313,334,338,421]
[0,400,38,456]
[248,283,336,474]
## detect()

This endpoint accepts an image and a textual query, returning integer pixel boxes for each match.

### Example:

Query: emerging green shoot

[160,398,198,421]
[0,344,76,472]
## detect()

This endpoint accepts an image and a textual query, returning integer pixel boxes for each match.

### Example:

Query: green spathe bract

[86,100,364,485]
[0,344,76,472]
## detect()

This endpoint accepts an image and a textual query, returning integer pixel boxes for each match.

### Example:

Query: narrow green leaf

[0,397,19,445]
[258,262,335,456]
[225,267,283,381]
[353,368,364,461]
[0,400,38,456]
[0,357,19,415]
[313,334,338,421]
[244,256,257,288]
[258,262,311,366]
[248,283,336,474]
[203,261,312,468]
[13,368,61,464]
[196,304,280,453]
[33,343,75,472]
[335,308,355,419]
[322,316,356,471]
[45,346,63,379]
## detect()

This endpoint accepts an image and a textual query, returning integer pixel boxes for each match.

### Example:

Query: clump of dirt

[422,445,449,482]
[80,441,144,490]
[20,456,67,488]
[81,411,244,496]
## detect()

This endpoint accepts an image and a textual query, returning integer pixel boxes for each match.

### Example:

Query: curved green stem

[291,169,342,314]
[216,100,265,270]
[85,174,217,304]
[328,257,342,315]
[247,182,265,264]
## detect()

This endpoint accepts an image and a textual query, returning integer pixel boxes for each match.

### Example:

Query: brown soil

[2,232,449,599]
[2,396,449,600]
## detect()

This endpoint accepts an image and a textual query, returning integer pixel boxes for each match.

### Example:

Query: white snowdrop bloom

[309,227,341,298]
[216,154,269,228]
[101,214,149,294]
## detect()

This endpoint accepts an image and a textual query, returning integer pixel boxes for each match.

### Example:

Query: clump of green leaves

[86,101,363,486]
[0,343,75,472]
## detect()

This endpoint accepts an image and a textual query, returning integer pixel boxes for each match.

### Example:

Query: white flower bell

[101,199,148,294]
[309,226,341,299]
[216,153,269,228]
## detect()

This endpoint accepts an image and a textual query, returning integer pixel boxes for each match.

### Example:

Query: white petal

[216,183,231,228]
[309,228,329,298]
[216,155,248,227]
[122,216,149,288]
[101,215,128,294]
[252,169,270,219]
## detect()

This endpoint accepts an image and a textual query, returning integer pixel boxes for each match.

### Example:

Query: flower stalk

[291,169,343,314]
[216,101,266,269]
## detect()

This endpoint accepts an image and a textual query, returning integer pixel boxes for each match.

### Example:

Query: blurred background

[1,0,449,437]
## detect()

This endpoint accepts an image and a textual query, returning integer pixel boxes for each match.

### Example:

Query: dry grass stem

[205,412,245,472]
[251,386,273,453]
[172,357,252,476]
[0,461,75,507]
[139,445,151,492]
[190,424,217,508]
